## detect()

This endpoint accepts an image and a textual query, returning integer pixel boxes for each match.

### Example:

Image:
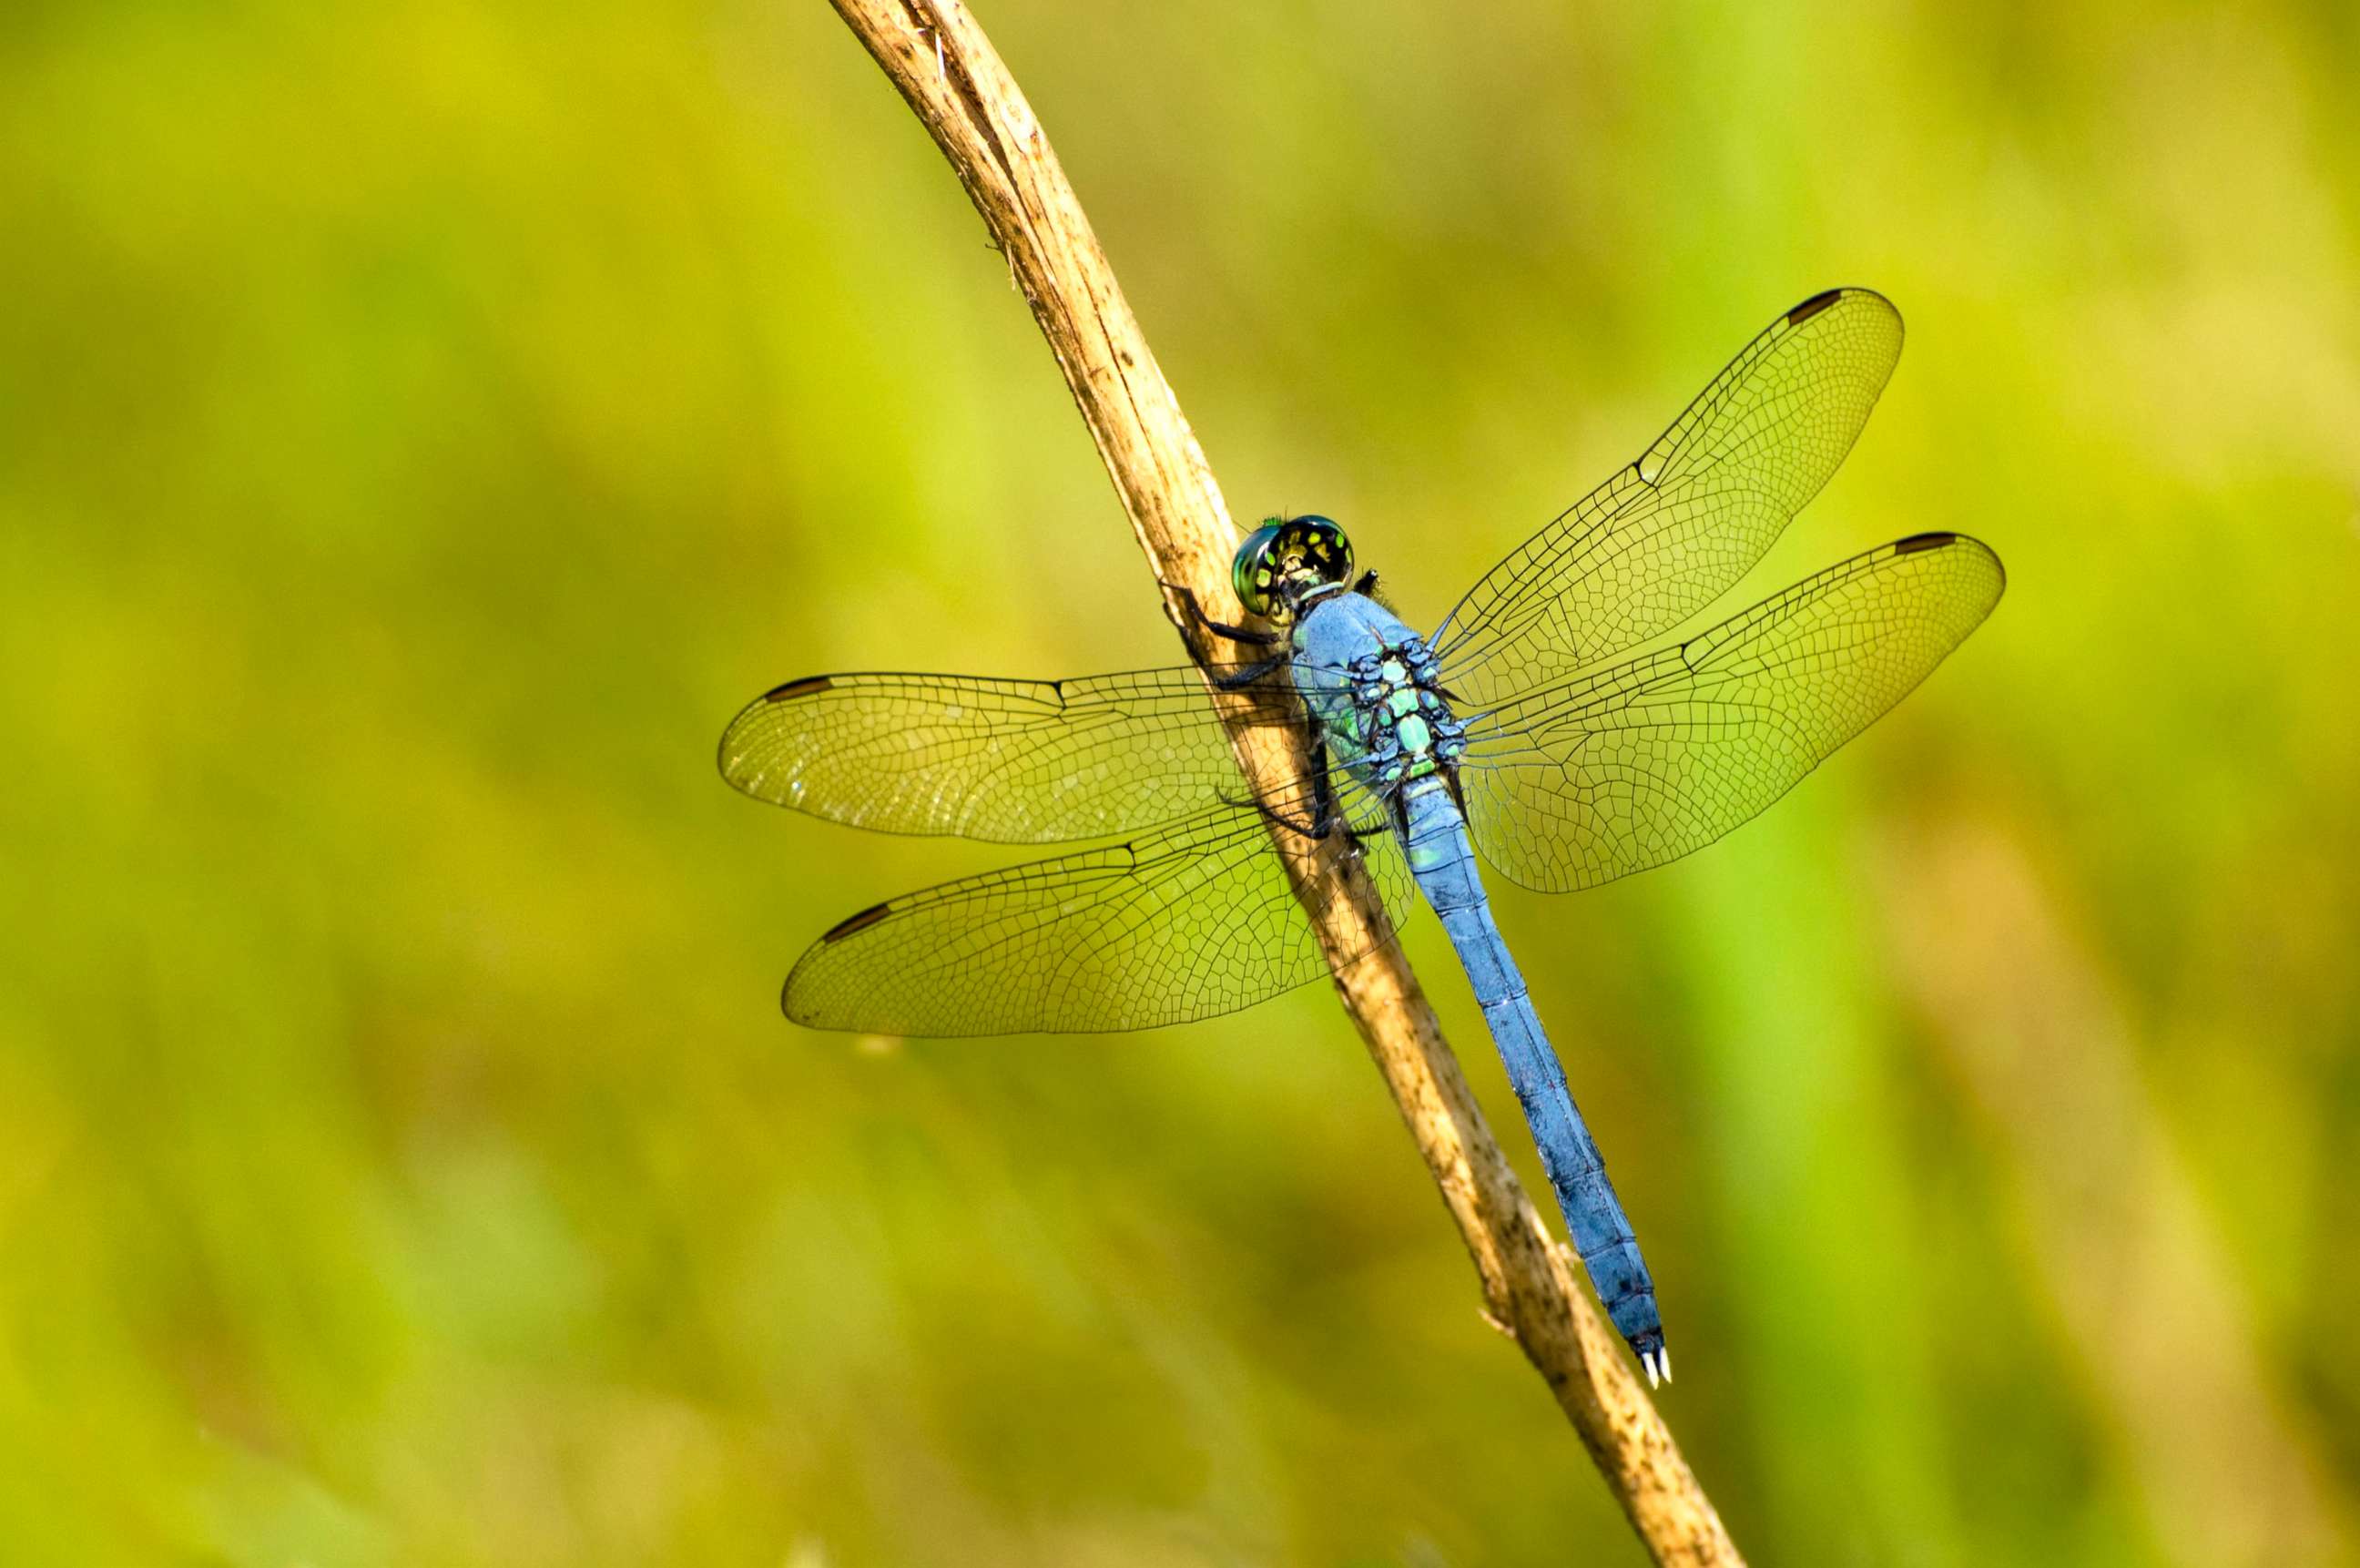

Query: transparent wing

[782,782,1414,1036]
[1455,533,2003,893]
[719,663,1314,842]
[1430,289,1905,706]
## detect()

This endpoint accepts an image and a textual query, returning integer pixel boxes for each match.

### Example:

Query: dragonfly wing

[1455,533,2003,893]
[1431,289,1905,706]
[782,785,1414,1035]
[719,664,1306,842]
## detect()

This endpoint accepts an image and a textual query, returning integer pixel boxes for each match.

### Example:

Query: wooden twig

[820,3,1741,1560]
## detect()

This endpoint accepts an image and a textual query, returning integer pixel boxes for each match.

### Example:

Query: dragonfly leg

[1210,657,1288,691]
[1250,798,1329,841]
[1170,583,1283,648]
[1305,735,1346,840]
[1238,736,1357,844]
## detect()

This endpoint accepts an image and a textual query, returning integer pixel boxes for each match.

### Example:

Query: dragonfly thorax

[1346,643,1470,789]
[1290,594,1470,798]
[1233,514,1355,622]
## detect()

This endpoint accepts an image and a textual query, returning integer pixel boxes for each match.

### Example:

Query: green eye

[1229,514,1356,618]
[1287,515,1355,597]
[1231,521,1285,616]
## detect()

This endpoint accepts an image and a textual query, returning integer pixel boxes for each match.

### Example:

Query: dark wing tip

[718,676,834,790]
[764,676,835,702]
[1890,530,2009,605]
[1784,287,1903,343]
[1892,531,1958,555]
[1785,288,1845,325]
[820,901,893,942]
[783,902,898,1023]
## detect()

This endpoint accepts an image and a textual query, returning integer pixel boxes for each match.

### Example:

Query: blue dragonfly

[720,289,2004,1386]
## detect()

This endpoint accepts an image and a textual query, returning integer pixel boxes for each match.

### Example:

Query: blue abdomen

[1287,593,1665,1367]
[1399,778,1664,1361]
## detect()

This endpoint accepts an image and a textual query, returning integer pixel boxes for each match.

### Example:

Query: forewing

[719,665,1303,842]
[1456,533,2003,893]
[1431,289,1905,705]
[782,788,1415,1036]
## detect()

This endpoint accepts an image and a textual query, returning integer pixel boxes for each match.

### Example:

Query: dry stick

[822,4,1740,1561]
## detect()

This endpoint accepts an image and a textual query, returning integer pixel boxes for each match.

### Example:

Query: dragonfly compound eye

[1231,514,1356,619]
[1230,521,1285,616]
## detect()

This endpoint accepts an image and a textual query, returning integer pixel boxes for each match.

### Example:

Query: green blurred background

[4,0,2356,1563]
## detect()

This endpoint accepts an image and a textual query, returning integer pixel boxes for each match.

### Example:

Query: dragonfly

[719,289,2005,1387]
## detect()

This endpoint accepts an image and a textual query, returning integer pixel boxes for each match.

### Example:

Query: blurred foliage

[3,0,2357,1563]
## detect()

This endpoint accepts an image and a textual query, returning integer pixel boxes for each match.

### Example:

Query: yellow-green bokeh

[3,1,2355,1563]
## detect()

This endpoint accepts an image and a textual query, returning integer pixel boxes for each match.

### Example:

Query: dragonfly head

[1232,514,1356,622]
